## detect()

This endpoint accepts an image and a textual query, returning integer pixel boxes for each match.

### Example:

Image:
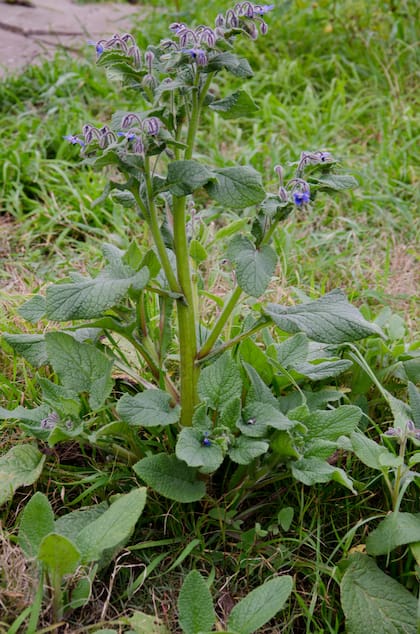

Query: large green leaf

[291,457,355,492]
[75,488,147,563]
[209,90,258,119]
[275,333,309,367]
[228,436,269,465]
[116,390,180,427]
[54,502,109,542]
[341,554,418,634]
[178,571,216,634]
[303,405,362,441]
[198,352,242,410]
[227,236,277,297]
[205,52,253,78]
[205,166,265,209]
[46,251,149,320]
[227,576,293,634]
[166,160,213,196]
[2,333,48,367]
[238,401,294,438]
[38,533,81,578]
[310,173,358,191]
[18,294,47,322]
[350,432,397,471]
[45,332,114,410]
[265,290,383,344]
[366,512,420,556]
[133,454,206,502]
[176,428,224,472]
[0,445,46,506]
[18,492,55,557]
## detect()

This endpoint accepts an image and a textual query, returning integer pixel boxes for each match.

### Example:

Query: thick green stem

[170,70,215,424]
[198,286,243,359]
[173,194,198,425]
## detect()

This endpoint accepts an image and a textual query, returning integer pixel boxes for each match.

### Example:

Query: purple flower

[293,190,310,205]
[63,134,85,147]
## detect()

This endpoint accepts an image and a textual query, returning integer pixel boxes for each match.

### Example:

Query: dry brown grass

[0,526,36,624]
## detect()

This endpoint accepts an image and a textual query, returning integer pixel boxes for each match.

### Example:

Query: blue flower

[63,134,85,147]
[253,4,275,15]
[88,40,104,56]
[202,432,212,447]
[183,48,208,66]
[293,190,310,205]
[117,131,137,141]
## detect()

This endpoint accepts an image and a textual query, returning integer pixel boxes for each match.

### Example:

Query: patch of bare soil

[0,0,145,76]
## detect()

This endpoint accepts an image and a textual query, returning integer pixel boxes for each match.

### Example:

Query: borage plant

[3,4,379,508]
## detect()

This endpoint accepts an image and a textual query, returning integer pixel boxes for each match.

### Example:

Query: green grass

[0,0,419,632]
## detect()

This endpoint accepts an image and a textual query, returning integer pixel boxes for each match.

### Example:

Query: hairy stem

[173,194,199,425]
[171,69,215,424]
[140,158,182,294]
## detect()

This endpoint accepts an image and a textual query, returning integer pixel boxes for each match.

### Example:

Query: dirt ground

[0,0,144,77]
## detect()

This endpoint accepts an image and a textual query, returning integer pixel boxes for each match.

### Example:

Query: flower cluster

[91,32,141,68]
[384,420,420,442]
[215,2,274,38]
[64,115,163,156]
[274,165,311,206]
[296,150,334,177]
[160,2,274,67]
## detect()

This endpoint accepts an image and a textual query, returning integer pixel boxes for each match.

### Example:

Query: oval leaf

[178,571,216,634]
[366,512,420,556]
[117,389,180,427]
[0,445,46,506]
[18,492,55,557]
[341,553,418,634]
[167,160,213,197]
[75,488,147,563]
[133,454,206,502]
[265,290,384,344]
[227,576,293,634]
[38,533,81,578]
[205,167,265,209]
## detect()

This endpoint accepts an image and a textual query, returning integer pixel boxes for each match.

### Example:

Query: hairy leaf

[117,390,180,427]
[229,436,269,465]
[45,332,114,410]
[18,492,55,557]
[209,90,258,119]
[366,512,420,556]
[178,571,215,634]
[76,488,147,563]
[341,554,418,634]
[206,166,265,209]
[166,160,213,197]
[176,428,224,472]
[133,454,206,502]
[227,576,293,634]
[3,333,47,367]
[227,236,277,297]
[265,290,383,344]
[0,445,46,507]
[198,352,242,410]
